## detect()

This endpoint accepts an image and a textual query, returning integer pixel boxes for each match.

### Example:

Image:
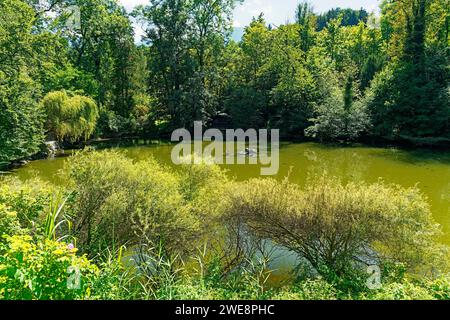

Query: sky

[119,0,381,41]
[232,0,380,27]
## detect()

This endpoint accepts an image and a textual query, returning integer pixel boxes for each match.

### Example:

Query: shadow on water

[304,141,450,165]
[375,148,450,165]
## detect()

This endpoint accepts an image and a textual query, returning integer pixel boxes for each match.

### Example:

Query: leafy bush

[0,235,98,300]
[224,176,447,279]
[305,83,370,142]
[368,282,436,300]
[86,248,142,300]
[64,150,184,255]
[273,279,338,300]
[422,276,450,300]
[0,204,23,242]
[1,153,448,301]
[64,151,227,259]
[178,156,230,230]
[0,178,55,230]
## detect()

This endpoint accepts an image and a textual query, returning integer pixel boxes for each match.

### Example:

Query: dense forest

[1,0,449,168]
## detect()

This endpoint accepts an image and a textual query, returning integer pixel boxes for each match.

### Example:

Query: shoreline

[3,134,450,173]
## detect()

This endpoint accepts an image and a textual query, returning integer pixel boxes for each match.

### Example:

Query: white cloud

[119,0,148,12]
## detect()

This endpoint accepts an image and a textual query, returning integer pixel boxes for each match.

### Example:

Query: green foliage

[0,73,45,166]
[1,0,448,167]
[368,281,436,300]
[86,247,142,300]
[96,109,130,136]
[45,65,100,100]
[370,0,450,140]
[1,152,450,300]
[0,178,54,230]
[60,0,137,116]
[306,79,370,141]
[423,276,450,300]
[0,204,23,243]
[64,150,184,256]
[64,150,226,258]
[42,91,99,143]
[42,193,72,242]
[224,176,447,278]
[270,62,317,138]
[0,235,98,300]
[366,59,449,139]
[316,8,369,31]
[133,0,240,129]
[1,0,450,302]
[273,279,338,300]
[0,0,45,164]
[295,2,316,53]
[224,86,266,129]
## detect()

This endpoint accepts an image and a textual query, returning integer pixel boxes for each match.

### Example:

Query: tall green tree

[295,1,316,54]
[0,0,45,166]
[368,0,449,139]
[316,7,369,31]
[134,0,239,130]
[65,0,135,117]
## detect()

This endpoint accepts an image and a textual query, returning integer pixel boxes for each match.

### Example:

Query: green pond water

[4,141,450,246]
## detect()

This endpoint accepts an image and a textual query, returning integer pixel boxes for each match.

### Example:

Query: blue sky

[232,0,380,27]
[120,0,381,40]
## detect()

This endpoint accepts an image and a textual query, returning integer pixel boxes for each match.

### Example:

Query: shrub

[273,279,338,300]
[0,235,98,300]
[224,176,446,280]
[305,84,371,142]
[0,204,23,242]
[64,150,227,259]
[422,276,450,300]
[178,156,230,229]
[42,91,99,143]
[368,282,436,300]
[96,109,130,137]
[178,156,228,202]
[0,178,55,230]
[87,249,142,300]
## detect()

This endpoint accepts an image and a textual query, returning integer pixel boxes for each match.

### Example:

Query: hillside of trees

[1,0,449,167]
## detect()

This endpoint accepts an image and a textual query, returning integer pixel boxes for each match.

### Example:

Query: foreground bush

[65,150,185,256]
[0,204,22,243]
[64,150,228,259]
[0,179,56,233]
[367,282,435,300]
[0,235,98,300]
[224,176,448,280]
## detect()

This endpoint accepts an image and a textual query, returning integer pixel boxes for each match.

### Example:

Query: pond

[4,141,450,246]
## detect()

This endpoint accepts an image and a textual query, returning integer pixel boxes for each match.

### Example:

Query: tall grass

[43,193,72,241]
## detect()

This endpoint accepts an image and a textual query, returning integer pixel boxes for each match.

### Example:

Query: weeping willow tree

[42,91,99,143]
